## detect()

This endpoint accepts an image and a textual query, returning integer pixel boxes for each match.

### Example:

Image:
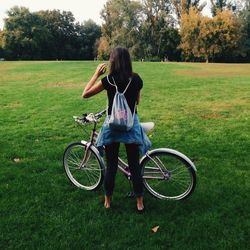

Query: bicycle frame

[79,112,196,183]
[82,120,135,179]
[82,123,166,181]
[65,111,197,200]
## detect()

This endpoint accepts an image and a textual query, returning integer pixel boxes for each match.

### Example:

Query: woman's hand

[82,64,106,98]
[95,63,107,77]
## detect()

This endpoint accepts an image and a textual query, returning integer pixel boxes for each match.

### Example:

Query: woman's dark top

[101,73,143,115]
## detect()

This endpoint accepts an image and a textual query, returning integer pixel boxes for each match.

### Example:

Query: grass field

[0,61,249,249]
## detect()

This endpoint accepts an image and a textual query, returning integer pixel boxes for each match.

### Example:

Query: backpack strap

[106,75,135,115]
[106,75,132,94]
[107,75,118,92]
[122,78,132,94]
[112,76,135,115]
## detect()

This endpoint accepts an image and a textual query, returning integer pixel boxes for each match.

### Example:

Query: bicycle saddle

[140,122,154,133]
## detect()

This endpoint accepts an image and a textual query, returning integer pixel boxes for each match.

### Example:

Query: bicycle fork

[79,128,97,168]
[80,142,92,168]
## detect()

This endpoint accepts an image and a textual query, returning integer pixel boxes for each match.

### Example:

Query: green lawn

[0,61,249,249]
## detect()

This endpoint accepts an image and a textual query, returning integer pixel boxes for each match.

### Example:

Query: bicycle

[63,110,197,200]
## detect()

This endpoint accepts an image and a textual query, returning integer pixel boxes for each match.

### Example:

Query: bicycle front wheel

[141,149,196,200]
[63,142,104,190]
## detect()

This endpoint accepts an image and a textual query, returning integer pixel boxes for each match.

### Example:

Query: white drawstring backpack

[107,75,135,131]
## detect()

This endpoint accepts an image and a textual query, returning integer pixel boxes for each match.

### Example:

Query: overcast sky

[0,0,108,29]
[0,0,211,29]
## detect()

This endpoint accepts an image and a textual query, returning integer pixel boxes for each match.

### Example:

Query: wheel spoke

[170,178,190,188]
[143,152,196,200]
[170,165,187,174]
[82,168,101,171]
[67,158,80,167]
[154,157,167,170]
[71,150,82,163]
[64,143,103,190]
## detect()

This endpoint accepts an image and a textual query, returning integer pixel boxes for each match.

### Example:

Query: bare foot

[104,195,111,209]
[136,196,144,211]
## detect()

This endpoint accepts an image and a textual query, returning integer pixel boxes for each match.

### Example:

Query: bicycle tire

[141,149,196,200]
[63,142,104,190]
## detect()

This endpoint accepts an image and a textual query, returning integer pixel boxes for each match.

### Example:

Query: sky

[0,0,211,30]
[0,0,108,29]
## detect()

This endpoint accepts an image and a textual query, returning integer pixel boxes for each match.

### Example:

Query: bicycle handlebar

[73,109,106,125]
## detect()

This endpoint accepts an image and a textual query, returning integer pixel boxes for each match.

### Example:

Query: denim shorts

[96,114,151,156]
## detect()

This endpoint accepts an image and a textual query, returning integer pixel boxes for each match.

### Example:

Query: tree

[97,37,110,60]
[0,29,4,58]
[37,9,78,59]
[76,20,101,60]
[100,0,142,58]
[2,7,76,59]
[179,7,202,61]
[179,7,242,62]
[2,6,40,59]
[171,0,206,24]
[210,0,244,16]
[1,6,101,60]
[211,0,227,16]
[212,10,244,62]
[238,0,250,61]
[139,0,175,60]
[99,0,181,60]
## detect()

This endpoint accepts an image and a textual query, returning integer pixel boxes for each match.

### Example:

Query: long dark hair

[109,47,133,84]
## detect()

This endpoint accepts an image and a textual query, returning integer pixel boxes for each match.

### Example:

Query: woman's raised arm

[82,64,106,98]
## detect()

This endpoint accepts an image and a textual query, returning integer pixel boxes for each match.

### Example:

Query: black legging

[104,143,143,197]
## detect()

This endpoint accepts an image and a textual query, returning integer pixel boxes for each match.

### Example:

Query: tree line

[0,7,101,60]
[0,0,250,62]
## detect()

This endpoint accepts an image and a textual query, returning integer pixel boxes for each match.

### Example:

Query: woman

[82,47,151,212]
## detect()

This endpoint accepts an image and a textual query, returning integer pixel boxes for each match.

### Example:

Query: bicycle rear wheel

[141,149,196,200]
[63,142,104,190]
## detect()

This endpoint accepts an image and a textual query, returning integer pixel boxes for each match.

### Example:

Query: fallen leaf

[151,225,160,233]
[14,158,20,163]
